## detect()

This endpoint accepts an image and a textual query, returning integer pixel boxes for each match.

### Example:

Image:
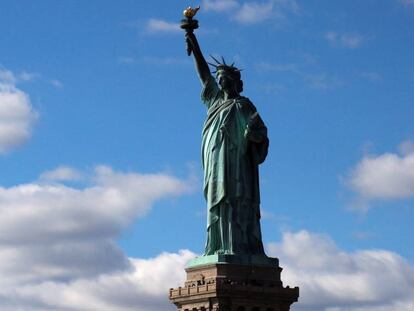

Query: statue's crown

[208,55,242,77]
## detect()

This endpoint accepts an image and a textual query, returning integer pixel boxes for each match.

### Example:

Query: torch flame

[183,6,200,18]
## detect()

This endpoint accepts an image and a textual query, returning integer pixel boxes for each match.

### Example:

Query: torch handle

[181,17,198,56]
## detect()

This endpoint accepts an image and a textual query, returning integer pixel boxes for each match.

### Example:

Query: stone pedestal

[169,256,299,311]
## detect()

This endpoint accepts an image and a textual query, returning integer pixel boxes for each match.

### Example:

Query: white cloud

[347,141,414,206]
[18,71,40,82]
[399,140,414,155]
[0,171,413,311]
[0,69,40,83]
[234,2,274,23]
[49,79,63,88]
[1,164,413,310]
[267,230,414,311]
[39,166,84,182]
[0,69,17,84]
[325,31,364,49]
[145,19,180,34]
[233,0,299,24]
[0,71,38,154]
[0,250,196,311]
[203,0,240,12]
[0,166,195,310]
[147,0,298,32]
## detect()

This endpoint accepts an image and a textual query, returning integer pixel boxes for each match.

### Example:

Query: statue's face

[217,72,235,92]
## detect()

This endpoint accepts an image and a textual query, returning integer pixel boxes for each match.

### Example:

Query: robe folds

[201,75,269,255]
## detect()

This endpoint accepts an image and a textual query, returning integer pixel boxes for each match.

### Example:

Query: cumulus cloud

[0,70,38,154]
[0,250,195,311]
[145,19,180,34]
[2,165,413,310]
[325,31,365,49]
[0,174,413,311]
[399,140,414,155]
[268,230,414,311]
[346,141,414,209]
[0,165,195,310]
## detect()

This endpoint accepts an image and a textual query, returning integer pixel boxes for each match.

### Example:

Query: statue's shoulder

[237,96,257,113]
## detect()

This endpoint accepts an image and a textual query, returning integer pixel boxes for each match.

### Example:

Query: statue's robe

[201,75,269,255]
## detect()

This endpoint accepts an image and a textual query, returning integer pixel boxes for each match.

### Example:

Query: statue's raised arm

[181,6,211,85]
[186,32,211,85]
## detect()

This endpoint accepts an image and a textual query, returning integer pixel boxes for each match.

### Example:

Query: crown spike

[221,56,227,65]
[210,54,221,65]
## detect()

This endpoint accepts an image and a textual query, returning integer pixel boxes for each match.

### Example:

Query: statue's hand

[244,112,263,143]
[244,126,262,143]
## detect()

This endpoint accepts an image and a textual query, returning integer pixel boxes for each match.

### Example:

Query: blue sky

[1,1,414,310]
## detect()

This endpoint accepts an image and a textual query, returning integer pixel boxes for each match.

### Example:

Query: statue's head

[208,56,243,94]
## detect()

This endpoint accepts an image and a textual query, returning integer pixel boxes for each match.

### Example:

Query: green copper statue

[182,8,269,257]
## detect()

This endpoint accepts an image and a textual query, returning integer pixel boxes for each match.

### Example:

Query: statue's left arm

[245,112,269,164]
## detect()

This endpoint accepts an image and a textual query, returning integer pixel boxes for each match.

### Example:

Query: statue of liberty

[182,8,269,257]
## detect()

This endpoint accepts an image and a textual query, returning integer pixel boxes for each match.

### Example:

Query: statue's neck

[223,90,240,101]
